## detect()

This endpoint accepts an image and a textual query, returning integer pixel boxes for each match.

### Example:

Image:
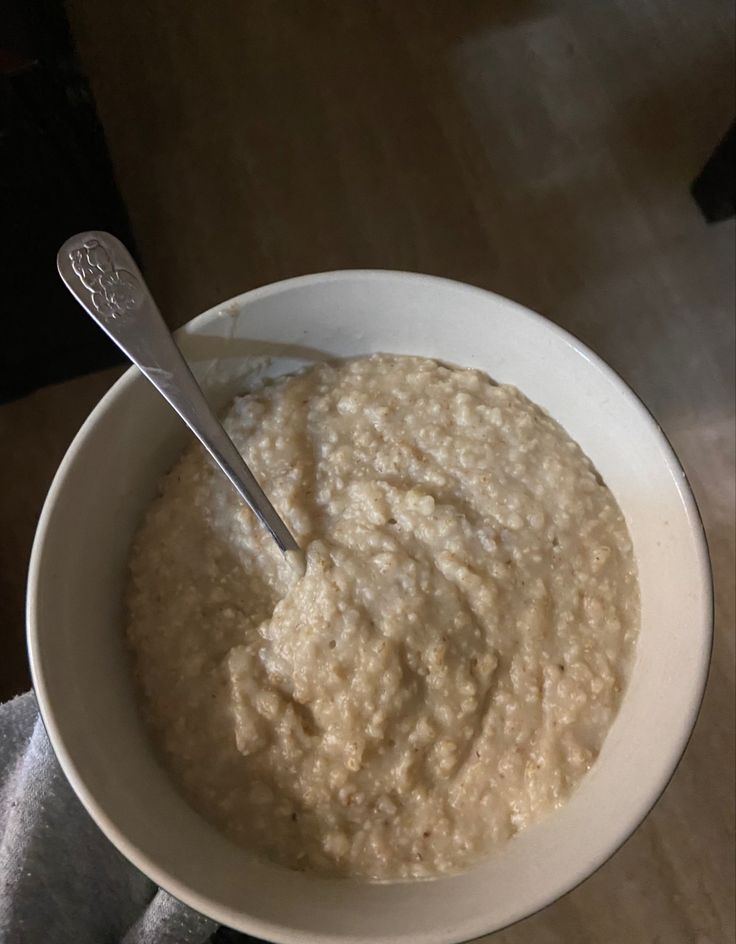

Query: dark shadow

[177,333,333,366]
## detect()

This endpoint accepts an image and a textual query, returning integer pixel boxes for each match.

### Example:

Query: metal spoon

[57,230,301,559]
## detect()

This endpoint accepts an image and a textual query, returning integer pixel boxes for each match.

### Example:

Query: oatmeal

[126,354,639,880]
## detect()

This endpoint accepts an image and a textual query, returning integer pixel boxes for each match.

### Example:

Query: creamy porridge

[127,354,639,880]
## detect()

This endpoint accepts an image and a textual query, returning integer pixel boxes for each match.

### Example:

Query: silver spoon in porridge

[57,230,302,568]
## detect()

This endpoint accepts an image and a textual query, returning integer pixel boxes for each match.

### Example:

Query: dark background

[1,0,129,403]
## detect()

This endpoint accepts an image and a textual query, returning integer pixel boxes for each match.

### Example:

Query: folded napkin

[0,692,257,944]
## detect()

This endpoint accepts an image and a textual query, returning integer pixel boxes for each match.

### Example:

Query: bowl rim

[26,269,714,943]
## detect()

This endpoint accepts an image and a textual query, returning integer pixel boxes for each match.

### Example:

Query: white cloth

[0,692,247,944]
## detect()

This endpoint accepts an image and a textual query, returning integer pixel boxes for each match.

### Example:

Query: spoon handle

[57,231,299,555]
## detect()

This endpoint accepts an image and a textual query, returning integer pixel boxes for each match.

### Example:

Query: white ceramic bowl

[28,272,712,943]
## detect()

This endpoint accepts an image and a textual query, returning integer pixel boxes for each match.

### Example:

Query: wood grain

[2,0,733,940]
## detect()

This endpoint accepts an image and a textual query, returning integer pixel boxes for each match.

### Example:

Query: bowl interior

[28,272,711,944]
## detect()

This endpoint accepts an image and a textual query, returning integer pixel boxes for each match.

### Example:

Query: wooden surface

[2,1,734,940]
